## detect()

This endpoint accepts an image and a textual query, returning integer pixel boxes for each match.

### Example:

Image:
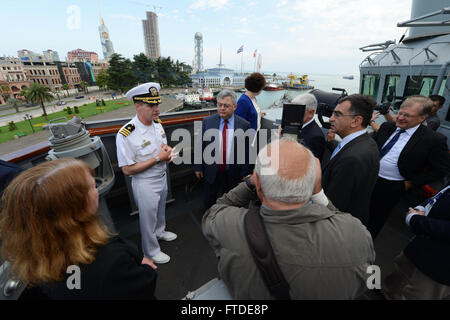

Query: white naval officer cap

[126,82,162,105]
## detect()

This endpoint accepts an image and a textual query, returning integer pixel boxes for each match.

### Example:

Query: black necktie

[380,129,406,158]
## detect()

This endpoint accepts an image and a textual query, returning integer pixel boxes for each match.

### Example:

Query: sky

[1,0,413,75]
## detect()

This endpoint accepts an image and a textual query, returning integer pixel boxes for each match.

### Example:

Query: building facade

[22,61,63,91]
[67,49,99,63]
[43,49,60,62]
[190,68,245,87]
[0,57,32,104]
[142,11,161,60]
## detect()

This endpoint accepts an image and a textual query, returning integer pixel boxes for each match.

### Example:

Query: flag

[237,45,243,54]
[253,49,257,58]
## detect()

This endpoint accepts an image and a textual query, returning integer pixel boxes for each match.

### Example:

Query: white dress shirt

[379,124,420,181]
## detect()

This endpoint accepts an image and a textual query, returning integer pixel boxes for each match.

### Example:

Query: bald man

[202,138,375,299]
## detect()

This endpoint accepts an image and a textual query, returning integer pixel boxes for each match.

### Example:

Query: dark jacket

[194,113,252,185]
[404,186,450,286]
[322,133,380,226]
[0,160,23,197]
[372,122,450,187]
[300,120,326,160]
[20,237,157,300]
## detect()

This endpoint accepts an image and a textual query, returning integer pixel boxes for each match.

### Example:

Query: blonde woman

[0,158,157,299]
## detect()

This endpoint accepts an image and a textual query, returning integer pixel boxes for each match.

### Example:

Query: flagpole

[241,51,243,75]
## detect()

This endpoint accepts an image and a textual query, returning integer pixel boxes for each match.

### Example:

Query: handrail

[1,109,217,163]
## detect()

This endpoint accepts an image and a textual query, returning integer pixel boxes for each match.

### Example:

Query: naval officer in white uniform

[116,82,177,265]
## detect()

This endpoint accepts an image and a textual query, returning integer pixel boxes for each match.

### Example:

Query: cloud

[189,0,229,11]
[276,0,288,7]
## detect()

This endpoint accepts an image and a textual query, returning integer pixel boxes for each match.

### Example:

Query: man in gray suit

[322,94,380,226]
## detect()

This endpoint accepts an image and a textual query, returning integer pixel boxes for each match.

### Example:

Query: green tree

[107,53,138,92]
[132,53,157,83]
[8,98,21,113]
[62,83,70,98]
[96,70,109,90]
[79,81,89,94]
[27,82,54,119]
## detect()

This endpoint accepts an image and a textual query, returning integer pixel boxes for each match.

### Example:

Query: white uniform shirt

[116,115,167,179]
[379,124,420,181]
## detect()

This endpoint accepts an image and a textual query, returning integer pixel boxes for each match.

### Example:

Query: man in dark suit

[381,184,450,299]
[322,94,380,226]
[368,95,450,239]
[195,89,252,210]
[292,93,326,160]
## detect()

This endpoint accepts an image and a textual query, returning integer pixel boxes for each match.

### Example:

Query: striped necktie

[380,129,406,159]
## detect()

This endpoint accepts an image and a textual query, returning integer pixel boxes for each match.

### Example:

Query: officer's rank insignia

[154,118,162,124]
[150,87,158,97]
[119,123,135,137]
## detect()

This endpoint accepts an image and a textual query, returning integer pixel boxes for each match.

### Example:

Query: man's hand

[195,171,203,179]
[142,257,157,270]
[261,112,267,117]
[405,180,413,191]
[326,129,335,142]
[158,144,172,162]
[371,111,380,122]
[406,207,426,219]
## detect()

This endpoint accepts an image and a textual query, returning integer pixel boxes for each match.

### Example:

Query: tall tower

[194,32,203,73]
[98,16,115,60]
[143,11,161,60]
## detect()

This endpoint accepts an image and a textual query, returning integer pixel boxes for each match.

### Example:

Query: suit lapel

[377,123,397,149]
[323,133,368,171]
[399,124,425,161]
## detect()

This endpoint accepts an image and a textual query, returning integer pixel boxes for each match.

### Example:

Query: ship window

[404,76,437,97]
[438,77,448,96]
[361,74,380,99]
[382,75,400,103]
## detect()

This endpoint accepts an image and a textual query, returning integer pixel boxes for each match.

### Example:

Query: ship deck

[108,174,413,300]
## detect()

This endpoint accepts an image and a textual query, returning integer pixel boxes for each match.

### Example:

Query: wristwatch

[155,156,161,164]
[244,175,256,193]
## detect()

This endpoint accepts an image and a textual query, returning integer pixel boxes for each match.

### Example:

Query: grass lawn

[0,100,131,144]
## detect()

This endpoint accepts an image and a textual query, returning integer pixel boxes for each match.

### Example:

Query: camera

[280,103,306,142]
[310,88,348,129]
[374,85,404,115]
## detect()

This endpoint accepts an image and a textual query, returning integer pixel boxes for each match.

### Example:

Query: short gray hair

[292,93,318,111]
[255,139,317,203]
[217,89,237,105]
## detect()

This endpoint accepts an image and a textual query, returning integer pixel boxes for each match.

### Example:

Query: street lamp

[24,114,34,133]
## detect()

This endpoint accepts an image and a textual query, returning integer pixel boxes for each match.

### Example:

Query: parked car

[75,95,85,99]
[56,101,67,106]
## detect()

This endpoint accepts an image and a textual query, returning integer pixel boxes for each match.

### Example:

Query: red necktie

[219,120,228,171]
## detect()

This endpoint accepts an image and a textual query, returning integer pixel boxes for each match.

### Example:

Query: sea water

[238,73,360,121]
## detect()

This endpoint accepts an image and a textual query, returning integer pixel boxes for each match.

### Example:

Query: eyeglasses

[217,103,234,109]
[331,110,360,118]
[397,111,420,119]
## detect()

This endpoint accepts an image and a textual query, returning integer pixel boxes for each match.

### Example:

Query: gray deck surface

[107,173,415,300]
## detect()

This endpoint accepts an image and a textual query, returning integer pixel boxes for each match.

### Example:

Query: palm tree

[62,83,70,98]
[79,81,89,94]
[27,83,54,119]
[19,89,30,103]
